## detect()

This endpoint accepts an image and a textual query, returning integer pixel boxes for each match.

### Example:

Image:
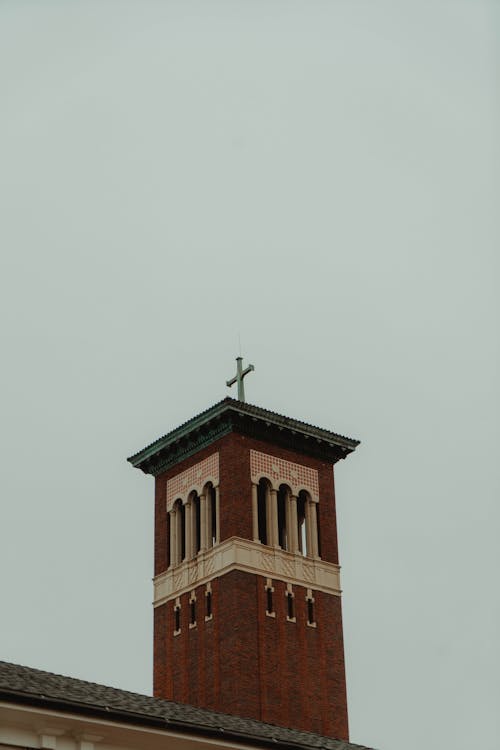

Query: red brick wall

[153,571,348,740]
[152,431,347,739]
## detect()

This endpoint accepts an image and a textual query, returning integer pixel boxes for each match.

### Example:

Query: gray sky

[0,3,498,749]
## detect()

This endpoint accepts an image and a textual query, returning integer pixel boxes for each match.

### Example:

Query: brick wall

[153,570,348,740]
[152,430,347,740]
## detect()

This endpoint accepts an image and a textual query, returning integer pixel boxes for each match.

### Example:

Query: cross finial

[226,356,255,402]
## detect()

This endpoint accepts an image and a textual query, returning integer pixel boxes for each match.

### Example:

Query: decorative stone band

[153,537,341,607]
[166,452,219,512]
[250,450,319,502]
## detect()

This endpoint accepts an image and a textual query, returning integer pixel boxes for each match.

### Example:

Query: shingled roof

[127,398,360,476]
[0,661,376,750]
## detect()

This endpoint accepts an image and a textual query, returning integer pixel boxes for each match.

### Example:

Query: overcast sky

[0,3,498,750]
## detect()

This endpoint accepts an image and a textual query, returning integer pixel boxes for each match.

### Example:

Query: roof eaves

[127,399,360,470]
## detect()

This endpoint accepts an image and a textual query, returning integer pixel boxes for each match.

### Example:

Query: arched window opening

[192,493,201,556]
[257,479,269,545]
[277,485,289,550]
[179,502,186,561]
[167,511,172,567]
[297,491,308,557]
[315,503,321,558]
[210,486,217,546]
[172,499,185,565]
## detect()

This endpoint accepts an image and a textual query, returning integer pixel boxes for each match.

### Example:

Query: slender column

[285,490,291,551]
[310,501,319,558]
[191,496,198,556]
[290,495,299,552]
[251,483,259,542]
[206,491,213,548]
[200,493,207,551]
[265,485,272,545]
[215,485,220,544]
[175,505,182,564]
[270,489,279,547]
[169,509,176,567]
[185,500,192,560]
[289,495,299,552]
[306,499,313,558]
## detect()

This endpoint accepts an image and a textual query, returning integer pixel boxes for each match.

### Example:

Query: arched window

[191,492,201,556]
[315,503,321,558]
[277,484,290,550]
[204,482,214,549]
[297,490,319,558]
[171,499,185,564]
[179,500,186,561]
[257,478,270,545]
[297,491,308,557]
[209,485,217,547]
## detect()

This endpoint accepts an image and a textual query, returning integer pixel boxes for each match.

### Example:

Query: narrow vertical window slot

[306,589,316,627]
[173,599,181,635]
[265,579,275,617]
[189,591,197,628]
[286,585,296,622]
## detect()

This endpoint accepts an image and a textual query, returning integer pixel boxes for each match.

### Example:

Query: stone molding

[153,537,341,607]
[250,449,319,502]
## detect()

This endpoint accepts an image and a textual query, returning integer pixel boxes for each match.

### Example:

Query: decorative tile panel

[250,450,319,501]
[166,453,219,511]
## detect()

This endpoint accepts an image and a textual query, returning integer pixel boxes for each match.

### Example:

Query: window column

[269,488,279,547]
[206,490,213,549]
[200,492,207,551]
[306,499,314,558]
[309,500,319,558]
[185,499,193,560]
[215,485,220,544]
[169,507,177,566]
[289,494,299,553]
[251,483,259,542]
[175,504,183,563]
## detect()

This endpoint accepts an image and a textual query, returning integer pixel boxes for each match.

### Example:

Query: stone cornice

[153,537,342,606]
[128,398,360,477]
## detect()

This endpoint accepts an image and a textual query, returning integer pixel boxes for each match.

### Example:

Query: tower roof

[127,398,360,477]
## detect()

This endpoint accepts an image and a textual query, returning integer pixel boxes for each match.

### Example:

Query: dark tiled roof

[0,661,376,750]
[127,398,360,476]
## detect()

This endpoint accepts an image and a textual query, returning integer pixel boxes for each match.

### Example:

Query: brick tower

[128,389,359,740]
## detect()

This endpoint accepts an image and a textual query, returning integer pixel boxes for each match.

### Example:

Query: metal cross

[226,357,255,402]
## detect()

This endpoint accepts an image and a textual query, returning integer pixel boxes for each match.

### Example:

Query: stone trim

[153,537,341,607]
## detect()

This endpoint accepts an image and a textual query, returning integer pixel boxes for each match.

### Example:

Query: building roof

[0,661,375,750]
[127,398,360,476]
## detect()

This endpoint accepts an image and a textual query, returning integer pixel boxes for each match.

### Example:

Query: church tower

[128,361,359,741]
